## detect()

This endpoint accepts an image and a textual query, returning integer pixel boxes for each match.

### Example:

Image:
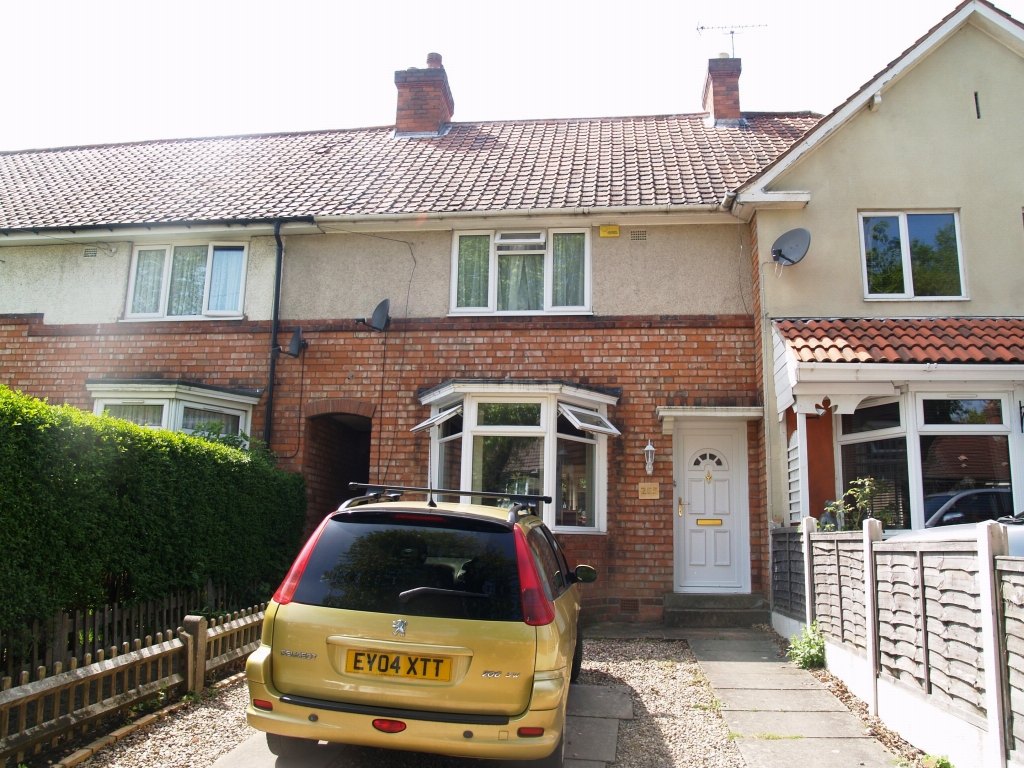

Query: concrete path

[686,629,895,768]
[212,684,631,768]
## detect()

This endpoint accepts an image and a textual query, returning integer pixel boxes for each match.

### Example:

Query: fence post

[183,615,208,694]
[862,517,883,716]
[978,521,1008,768]
[801,515,817,626]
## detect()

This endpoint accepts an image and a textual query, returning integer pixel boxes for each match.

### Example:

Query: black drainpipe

[264,221,284,447]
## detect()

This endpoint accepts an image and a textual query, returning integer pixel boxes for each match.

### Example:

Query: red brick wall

[304,415,371,525]
[0,311,762,623]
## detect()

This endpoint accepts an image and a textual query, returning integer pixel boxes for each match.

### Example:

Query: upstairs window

[450,230,590,315]
[859,212,964,299]
[126,243,247,320]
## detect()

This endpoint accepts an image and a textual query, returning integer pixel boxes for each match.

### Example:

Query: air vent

[619,598,640,614]
[630,230,647,241]
[83,247,98,258]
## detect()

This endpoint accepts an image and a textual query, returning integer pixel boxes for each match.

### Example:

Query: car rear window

[291,511,523,622]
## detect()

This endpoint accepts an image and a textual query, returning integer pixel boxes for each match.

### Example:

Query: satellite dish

[279,327,308,358]
[358,299,391,332]
[771,228,811,266]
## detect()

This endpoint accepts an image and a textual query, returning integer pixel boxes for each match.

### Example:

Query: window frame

[88,382,257,437]
[857,210,967,301]
[423,387,615,534]
[448,229,592,316]
[915,393,1010,436]
[124,241,249,321]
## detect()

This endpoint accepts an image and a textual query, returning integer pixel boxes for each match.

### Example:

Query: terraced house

[737,0,1024,549]
[0,51,818,624]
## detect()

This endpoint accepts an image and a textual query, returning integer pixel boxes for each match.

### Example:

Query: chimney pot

[426,52,443,68]
[702,57,743,122]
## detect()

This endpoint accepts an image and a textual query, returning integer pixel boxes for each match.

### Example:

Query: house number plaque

[638,483,660,500]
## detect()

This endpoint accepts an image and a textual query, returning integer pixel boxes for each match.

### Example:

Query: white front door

[673,423,750,593]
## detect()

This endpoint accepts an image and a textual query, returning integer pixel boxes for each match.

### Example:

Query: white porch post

[797,411,810,518]
[978,521,1009,768]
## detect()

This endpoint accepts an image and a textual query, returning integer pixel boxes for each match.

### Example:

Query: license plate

[345,649,453,681]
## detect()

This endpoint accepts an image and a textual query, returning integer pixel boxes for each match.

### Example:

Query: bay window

[87,380,258,437]
[450,230,591,315]
[415,383,619,533]
[125,242,248,320]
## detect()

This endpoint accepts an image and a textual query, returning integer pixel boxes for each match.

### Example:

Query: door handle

[678,497,690,516]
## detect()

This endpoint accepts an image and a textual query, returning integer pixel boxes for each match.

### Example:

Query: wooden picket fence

[0,583,236,682]
[0,605,265,767]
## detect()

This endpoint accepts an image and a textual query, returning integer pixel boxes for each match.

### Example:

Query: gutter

[264,221,285,447]
[313,203,728,226]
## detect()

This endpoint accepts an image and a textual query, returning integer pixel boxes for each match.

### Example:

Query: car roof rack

[341,483,551,523]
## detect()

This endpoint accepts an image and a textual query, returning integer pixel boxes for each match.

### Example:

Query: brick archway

[303,398,376,530]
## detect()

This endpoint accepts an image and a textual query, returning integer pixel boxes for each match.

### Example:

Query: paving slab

[718,687,848,712]
[567,684,634,720]
[732,736,895,768]
[701,669,822,689]
[722,710,871,738]
[564,716,618,763]
[563,761,605,768]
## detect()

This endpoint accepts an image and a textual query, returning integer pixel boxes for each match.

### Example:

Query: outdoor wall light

[643,440,656,475]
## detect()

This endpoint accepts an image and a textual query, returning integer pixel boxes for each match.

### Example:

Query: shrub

[789,621,826,668]
[0,385,307,630]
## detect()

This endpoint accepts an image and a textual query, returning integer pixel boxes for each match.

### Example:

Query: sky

[2,0,1022,152]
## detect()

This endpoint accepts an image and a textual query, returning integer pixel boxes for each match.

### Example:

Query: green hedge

[0,385,306,630]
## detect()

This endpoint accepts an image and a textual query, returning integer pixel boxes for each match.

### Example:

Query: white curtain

[167,245,208,316]
[209,246,244,312]
[131,249,166,314]
[105,404,164,426]
[552,233,585,307]
[498,253,543,311]
[457,235,490,307]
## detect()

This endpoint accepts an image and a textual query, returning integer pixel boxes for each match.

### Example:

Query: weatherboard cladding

[0,113,818,231]
[774,317,1024,364]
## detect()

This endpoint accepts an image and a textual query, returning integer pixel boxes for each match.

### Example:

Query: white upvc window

[449,229,591,315]
[418,383,618,533]
[87,381,258,437]
[125,242,248,320]
[858,211,966,300]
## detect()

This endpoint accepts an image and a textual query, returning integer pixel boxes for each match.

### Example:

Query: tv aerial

[696,23,767,58]
[771,228,811,266]
[357,298,391,332]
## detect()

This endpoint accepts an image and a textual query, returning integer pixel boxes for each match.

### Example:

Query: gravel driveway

[77,638,742,768]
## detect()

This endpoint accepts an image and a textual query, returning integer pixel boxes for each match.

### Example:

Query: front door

[673,424,749,592]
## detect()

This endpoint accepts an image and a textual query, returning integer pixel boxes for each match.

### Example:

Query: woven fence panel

[876,550,927,691]
[771,528,804,621]
[923,552,984,722]
[810,532,866,653]
[999,558,1024,754]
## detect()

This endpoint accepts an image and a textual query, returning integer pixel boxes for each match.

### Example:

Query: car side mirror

[942,511,966,525]
[573,564,597,583]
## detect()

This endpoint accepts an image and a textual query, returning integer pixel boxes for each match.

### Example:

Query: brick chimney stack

[394,53,455,135]
[702,55,743,123]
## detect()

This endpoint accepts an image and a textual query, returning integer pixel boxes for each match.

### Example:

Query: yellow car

[245,485,597,767]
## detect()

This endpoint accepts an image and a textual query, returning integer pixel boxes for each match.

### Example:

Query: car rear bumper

[245,678,563,759]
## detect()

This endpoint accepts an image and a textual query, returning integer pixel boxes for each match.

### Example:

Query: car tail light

[372,719,407,733]
[517,727,545,737]
[272,513,333,605]
[252,699,273,711]
[514,526,555,626]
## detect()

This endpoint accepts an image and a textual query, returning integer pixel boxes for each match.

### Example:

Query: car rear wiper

[398,587,491,603]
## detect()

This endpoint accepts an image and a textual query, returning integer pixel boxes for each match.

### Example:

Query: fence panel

[874,539,986,729]
[771,527,805,621]
[998,557,1024,761]
[204,608,264,680]
[810,531,867,654]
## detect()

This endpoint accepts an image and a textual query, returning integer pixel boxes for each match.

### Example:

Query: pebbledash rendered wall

[0,311,766,624]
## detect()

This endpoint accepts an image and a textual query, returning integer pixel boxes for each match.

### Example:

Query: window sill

[862,296,969,302]
[121,315,245,323]
[446,310,594,318]
[550,527,606,536]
